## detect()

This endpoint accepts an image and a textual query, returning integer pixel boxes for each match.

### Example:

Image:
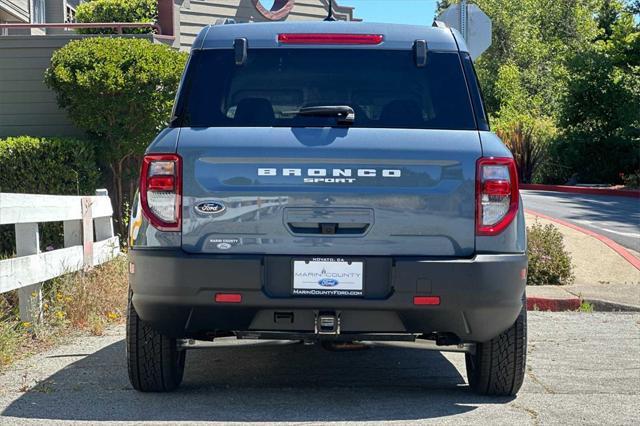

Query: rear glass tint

[176,49,476,130]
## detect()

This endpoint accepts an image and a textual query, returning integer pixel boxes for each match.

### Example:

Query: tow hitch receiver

[316,311,340,335]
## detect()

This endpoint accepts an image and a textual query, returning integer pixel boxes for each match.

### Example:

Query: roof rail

[432,20,448,29]
[214,18,237,26]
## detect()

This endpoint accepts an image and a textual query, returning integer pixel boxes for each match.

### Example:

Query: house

[163,1,357,50]
[0,1,82,35]
[0,0,357,137]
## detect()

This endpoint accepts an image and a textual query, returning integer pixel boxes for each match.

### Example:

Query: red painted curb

[521,184,640,199]
[526,209,640,271]
[526,296,581,312]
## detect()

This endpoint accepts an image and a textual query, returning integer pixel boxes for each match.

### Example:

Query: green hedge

[75,0,157,34]
[0,137,100,255]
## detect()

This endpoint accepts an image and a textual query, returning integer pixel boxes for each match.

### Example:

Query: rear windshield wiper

[284,105,355,125]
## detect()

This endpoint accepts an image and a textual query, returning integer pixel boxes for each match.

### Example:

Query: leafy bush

[494,119,555,184]
[0,136,100,255]
[621,171,640,188]
[75,0,157,34]
[44,38,187,234]
[0,136,99,195]
[527,222,574,286]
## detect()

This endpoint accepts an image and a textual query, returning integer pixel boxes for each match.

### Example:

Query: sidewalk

[525,212,640,311]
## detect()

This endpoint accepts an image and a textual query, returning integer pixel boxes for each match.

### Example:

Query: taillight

[140,154,182,231]
[476,157,519,236]
[277,33,384,45]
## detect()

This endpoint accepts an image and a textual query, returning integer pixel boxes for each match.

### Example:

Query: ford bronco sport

[127,21,527,396]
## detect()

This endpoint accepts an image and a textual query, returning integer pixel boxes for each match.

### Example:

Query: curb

[584,299,640,313]
[526,296,640,312]
[526,296,580,312]
[525,209,640,271]
[521,184,640,199]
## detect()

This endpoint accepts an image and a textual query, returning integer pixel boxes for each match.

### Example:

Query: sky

[339,0,439,25]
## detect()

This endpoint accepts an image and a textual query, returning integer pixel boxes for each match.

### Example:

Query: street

[521,190,640,252]
[0,312,638,425]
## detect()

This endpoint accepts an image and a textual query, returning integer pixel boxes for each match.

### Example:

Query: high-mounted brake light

[476,157,519,236]
[140,154,182,231]
[278,33,384,45]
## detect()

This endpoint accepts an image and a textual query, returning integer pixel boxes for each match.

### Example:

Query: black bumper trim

[129,249,527,342]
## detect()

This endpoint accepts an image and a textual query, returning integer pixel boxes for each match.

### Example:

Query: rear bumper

[129,249,527,342]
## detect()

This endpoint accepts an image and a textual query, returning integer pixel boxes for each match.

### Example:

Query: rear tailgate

[179,127,480,257]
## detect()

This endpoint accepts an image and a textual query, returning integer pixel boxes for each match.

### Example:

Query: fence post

[81,197,94,269]
[15,223,42,323]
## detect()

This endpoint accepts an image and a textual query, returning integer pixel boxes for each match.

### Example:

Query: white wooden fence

[0,190,120,322]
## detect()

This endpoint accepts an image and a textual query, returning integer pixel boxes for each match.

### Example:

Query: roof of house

[193,21,468,53]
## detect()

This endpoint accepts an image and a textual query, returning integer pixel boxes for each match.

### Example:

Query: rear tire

[465,306,527,396]
[126,292,185,392]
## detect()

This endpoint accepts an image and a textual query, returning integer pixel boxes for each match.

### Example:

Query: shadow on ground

[3,339,511,422]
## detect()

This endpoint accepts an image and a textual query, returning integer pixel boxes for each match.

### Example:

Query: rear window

[175,49,476,130]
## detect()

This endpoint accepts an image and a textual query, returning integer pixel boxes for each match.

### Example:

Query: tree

[437,1,638,183]
[435,0,453,16]
[555,1,640,183]
[45,38,188,234]
[470,0,600,119]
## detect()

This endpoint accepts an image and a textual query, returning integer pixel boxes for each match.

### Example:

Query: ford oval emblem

[318,278,339,287]
[195,201,226,215]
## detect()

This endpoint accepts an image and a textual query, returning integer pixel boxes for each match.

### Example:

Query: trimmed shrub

[0,136,100,255]
[0,136,99,195]
[527,222,574,286]
[44,37,187,234]
[75,0,157,34]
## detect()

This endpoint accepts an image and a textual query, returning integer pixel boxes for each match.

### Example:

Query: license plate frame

[292,257,364,297]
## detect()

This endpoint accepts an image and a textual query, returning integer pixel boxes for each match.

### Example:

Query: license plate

[292,258,364,297]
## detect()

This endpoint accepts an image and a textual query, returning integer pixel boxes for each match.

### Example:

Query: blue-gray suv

[127,20,527,396]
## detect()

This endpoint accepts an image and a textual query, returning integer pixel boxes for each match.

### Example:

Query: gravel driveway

[0,312,638,425]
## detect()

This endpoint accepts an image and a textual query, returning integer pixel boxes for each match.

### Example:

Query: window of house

[32,0,46,24]
[65,5,77,23]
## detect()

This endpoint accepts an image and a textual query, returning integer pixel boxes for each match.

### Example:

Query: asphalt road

[521,190,640,252]
[0,312,638,425]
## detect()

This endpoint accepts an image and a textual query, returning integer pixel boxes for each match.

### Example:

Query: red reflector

[278,33,384,45]
[147,175,175,191]
[483,180,511,196]
[215,293,242,303]
[414,296,441,306]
